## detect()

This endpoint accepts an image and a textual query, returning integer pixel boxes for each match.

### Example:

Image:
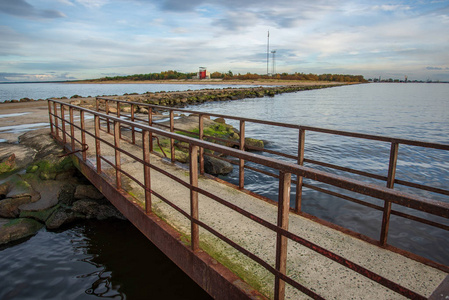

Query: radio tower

[267,30,270,76]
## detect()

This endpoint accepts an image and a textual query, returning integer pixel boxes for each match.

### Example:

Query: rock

[70,99,81,105]
[204,156,233,175]
[0,196,33,218]
[245,138,264,150]
[45,206,83,229]
[72,199,125,220]
[0,144,37,173]
[74,185,104,200]
[58,183,76,206]
[214,117,226,124]
[19,179,65,211]
[19,205,59,223]
[18,129,63,160]
[0,218,44,244]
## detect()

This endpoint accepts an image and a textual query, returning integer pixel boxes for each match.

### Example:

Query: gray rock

[0,218,44,245]
[18,129,64,160]
[74,185,104,200]
[204,156,233,175]
[19,180,64,211]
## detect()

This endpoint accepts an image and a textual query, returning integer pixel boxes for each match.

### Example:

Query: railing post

[94,115,101,174]
[106,100,111,134]
[69,107,75,151]
[275,171,291,300]
[114,120,122,189]
[48,101,54,135]
[60,105,66,144]
[96,97,99,112]
[199,114,205,174]
[53,102,59,138]
[239,120,246,189]
[143,130,152,214]
[380,142,399,246]
[131,104,136,144]
[80,111,86,161]
[295,128,305,213]
[117,102,121,139]
[170,110,175,163]
[190,145,199,251]
[148,108,153,152]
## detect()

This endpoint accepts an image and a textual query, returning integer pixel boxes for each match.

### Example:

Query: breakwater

[108,85,345,108]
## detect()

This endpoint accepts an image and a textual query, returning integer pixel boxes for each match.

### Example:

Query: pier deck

[47,98,449,299]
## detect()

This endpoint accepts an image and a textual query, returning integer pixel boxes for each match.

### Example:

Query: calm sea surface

[0,82,257,102]
[1,82,448,299]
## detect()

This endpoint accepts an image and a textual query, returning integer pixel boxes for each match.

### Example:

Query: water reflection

[0,220,211,300]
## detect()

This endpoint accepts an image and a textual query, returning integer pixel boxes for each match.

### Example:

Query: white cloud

[75,0,109,8]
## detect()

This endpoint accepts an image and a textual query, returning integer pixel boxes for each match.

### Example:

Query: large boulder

[0,218,44,244]
[204,156,233,176]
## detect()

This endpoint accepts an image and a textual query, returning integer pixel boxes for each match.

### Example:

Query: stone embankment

[107,84,340,108]
[0,129,125,245]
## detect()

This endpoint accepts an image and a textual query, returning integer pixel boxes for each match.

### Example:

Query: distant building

[192,67,210,80]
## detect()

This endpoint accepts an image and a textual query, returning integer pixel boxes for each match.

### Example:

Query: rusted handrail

[48,98,449,299]
[94,96,449,246]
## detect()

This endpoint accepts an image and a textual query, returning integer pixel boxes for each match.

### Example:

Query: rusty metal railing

[48,98,449,299]
[94,97,449,248]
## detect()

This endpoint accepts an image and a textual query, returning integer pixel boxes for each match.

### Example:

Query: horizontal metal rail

[48,99,449,299]
[93,96,449,246]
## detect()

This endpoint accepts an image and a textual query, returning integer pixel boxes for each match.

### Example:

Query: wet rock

[72,199,125,220]
[204,156,233,176]
[74,185,104,200]
[245,138,264,150]
[0,218,44,244]
[45,206,83,229]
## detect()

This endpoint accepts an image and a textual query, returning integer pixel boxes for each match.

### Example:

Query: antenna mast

[267,30,270,76]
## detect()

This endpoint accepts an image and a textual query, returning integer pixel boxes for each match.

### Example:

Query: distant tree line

[212,71,367,83]
[95,70,367,83]
[96,70,197,81]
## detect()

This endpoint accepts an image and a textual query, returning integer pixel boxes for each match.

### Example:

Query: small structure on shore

[192,67,210,79]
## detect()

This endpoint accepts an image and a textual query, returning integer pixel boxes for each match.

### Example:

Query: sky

[0,0,448,82]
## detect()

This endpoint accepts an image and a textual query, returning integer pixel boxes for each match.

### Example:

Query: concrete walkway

[79,121,447,300]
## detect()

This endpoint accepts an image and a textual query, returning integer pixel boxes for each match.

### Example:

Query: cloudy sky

[0,0,448,82]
